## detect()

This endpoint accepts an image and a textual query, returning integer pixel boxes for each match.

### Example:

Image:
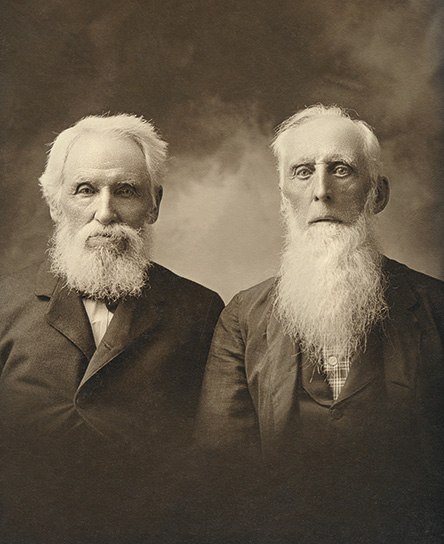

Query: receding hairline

[276,115,368,151]
[273,109,372,149]
[62,132,152,186]
[64,130,149,161]
[271,105,382,183]
[62,121,157,163]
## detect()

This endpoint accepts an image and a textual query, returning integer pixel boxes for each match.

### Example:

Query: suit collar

[262,300,299,451]
[382,256,419,311]
[380,257,421,388]
[335,328,383,403]
[35,259,58,298]
[336,257,421,401]
[37,261,97,360]
[78,275,165,387]
[300,354,332,406]
[36,260,169,385]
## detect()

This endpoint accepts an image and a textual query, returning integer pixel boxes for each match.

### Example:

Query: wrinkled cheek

[341,199,366,224]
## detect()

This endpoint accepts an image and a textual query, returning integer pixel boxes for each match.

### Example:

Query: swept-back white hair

[271,104,382,186]
[39,113,168,212]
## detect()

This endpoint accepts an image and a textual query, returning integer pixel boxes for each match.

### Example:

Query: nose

[94,191,118,225]
[312,165,331,202]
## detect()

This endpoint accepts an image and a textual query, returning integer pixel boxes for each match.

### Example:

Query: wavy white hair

[39,113,168,215]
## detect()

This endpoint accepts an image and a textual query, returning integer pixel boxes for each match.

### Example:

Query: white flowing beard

[274,196,388,363]
[49,219,153,301]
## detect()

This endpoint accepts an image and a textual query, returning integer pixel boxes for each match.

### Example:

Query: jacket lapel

[262,309,299,449]
[380,259,421,388]
[78,265,166,388]
[36,261,96,360]
[35,260,166,388]
[335,329,383,404]
[337,258,421,403]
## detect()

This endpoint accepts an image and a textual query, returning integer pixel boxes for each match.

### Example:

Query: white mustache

[80,222,139,239]
[77,223,141,252]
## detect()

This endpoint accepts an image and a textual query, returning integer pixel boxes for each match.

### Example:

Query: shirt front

[322,347,351,400]
[82,298,115,347]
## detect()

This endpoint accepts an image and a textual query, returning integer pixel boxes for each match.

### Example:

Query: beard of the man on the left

[49,218,153,302]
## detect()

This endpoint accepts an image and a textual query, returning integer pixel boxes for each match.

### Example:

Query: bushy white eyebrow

[288,155,357,170]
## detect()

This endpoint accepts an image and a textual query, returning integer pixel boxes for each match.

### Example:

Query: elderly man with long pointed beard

[197,105,444,543]
[0,114,224,544]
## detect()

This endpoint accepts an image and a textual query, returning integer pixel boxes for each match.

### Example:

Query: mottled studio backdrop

[1,0,443,301]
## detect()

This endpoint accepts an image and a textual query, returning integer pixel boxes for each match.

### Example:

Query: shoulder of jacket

[227,276,275,325]
[385,257,444,292]
[149,262,224,306]
[384,257,444,314]
[236,276,275,303]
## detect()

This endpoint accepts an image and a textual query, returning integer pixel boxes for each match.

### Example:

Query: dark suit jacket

[197,257,444,542]
[0,260,224,544]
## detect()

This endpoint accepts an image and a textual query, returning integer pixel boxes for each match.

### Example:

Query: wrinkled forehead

[278,117,367,165]
[64,132,148,175]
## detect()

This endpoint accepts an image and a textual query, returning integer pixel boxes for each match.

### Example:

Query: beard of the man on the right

[274,192,389,365]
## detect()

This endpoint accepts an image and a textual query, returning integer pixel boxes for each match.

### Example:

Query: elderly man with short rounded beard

[197,105,444,543]
[0,114,224,544]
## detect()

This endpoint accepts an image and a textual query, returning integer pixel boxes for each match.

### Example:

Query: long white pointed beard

[49,219,153,302]
[274,197,388,363]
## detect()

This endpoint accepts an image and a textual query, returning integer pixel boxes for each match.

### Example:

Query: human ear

[146,186,163,224]
[373,176,390,214]
[49,204,61,223]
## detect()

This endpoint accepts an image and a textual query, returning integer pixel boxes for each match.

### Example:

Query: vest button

[327,355,338,366]
[331,408,343,420]
[76,393,87,408]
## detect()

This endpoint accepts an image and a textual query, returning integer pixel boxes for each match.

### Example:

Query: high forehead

[64,132,147,175]
[279,116,367,162]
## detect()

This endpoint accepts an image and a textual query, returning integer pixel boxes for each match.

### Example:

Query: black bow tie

[104,298,119,313]
[81,293,120,313]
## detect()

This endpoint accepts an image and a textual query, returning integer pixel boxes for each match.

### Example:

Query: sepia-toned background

[1,0,443,302]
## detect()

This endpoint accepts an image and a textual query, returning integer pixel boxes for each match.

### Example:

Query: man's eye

[76,184,95,195]
[292,166,312,180]
[333,165,352,177]
[117,185,136,197]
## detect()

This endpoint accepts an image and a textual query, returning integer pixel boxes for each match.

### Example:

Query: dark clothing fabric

[0,260,224,544]
[196,257,444,543]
